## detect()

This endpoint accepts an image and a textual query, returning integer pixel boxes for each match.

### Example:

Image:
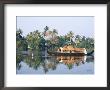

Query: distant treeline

[16,26,94,52]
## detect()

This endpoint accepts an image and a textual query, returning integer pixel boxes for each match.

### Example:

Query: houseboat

[47,45,94,56]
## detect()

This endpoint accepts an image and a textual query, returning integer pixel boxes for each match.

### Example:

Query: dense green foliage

[16,26,94,52]
[16,29,28,51]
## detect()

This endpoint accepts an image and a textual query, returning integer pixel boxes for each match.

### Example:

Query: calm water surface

[16,51,94,74]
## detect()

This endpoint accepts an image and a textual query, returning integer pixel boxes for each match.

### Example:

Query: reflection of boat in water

[47,45,94,56]
[56,56,87,65]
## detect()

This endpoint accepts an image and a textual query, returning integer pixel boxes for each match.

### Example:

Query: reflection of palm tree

[34,66,38,70]
[22,54,42,70]
[16,54,23,71]
[41,57,58,73]
[67,64,73,70]
[42,61,49,74]
[52,66,56,70]
[76,62,79,66]
[44,68,48,74]
[16,63,21,70]
[82,60,85,64]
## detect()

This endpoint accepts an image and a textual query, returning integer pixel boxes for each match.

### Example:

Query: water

[16,51,94,74]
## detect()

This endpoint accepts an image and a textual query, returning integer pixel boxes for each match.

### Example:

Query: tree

[16,29,28,51]
[43,26,49,37]
[82,36,86,41]
[51,29,58,43]
[75,35,82,47]
[16,28,23,36]
[42,27,59,51]
[67,31,74,43]
[26,30,42,50]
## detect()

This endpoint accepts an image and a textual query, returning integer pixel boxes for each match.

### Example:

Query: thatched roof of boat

[58,45,85,52]
[67,45,74,50]
[62,45,74,51]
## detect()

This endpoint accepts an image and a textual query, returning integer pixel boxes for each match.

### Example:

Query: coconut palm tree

[43,26,49,38]
[53,29,58,35]
[51,29,58,39]
[16,28,23,35]
[82,36,86,41]
[75,35,82,47]
[67,31,74,44]
[50,29,58,50]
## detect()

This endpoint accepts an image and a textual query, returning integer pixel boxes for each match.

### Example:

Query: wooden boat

[47,51,94,56]
[47,51,86,56]
[47,45,94,56]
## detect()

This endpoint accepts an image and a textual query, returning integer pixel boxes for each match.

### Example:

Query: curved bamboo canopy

[58,45,85,52]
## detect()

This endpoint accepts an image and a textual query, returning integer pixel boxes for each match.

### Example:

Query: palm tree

[67,64,73,70]
[16,29,23,40]
[16,28,23,35]
[82,36,86,41]
[67,31,74,44]
[53,29,58,35]
[75,35,82,47]
[50,29,58,50]
[43,26,49,38]
[51,29,58,39]
[42,26,50,51]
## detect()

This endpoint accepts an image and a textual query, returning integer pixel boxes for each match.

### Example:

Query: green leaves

[16,29,28,51]
[26,30,41,50]
[16,26,94,52]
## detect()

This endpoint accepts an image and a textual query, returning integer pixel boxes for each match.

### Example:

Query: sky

[17,16,94,38]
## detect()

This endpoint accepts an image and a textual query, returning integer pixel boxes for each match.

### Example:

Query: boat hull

[47,51,86,56]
